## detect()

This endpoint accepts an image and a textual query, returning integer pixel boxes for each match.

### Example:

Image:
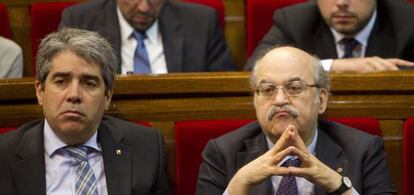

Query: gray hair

[36,28,117,93]
[249,46,330,92]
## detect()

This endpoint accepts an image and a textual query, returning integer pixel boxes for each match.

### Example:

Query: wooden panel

[0,71,412,194]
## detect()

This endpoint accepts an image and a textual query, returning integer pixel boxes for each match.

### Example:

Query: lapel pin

[336,167,343,173]
[116,149,122,156]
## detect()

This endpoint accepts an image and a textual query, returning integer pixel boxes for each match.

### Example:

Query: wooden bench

[1,71,413,194]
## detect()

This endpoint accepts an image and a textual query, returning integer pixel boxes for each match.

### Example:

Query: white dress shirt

[44,119,108,195]
[117,6,167,74]
[321,10,377,71]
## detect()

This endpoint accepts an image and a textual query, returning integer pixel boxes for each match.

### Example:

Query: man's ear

[104,88,113,110]
[318,88,329,114]
[35,81,44,106]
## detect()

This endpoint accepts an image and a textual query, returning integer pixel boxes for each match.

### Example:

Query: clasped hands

[227,125,345,195]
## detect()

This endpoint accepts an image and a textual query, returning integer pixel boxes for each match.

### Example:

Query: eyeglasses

[254,81,319,97]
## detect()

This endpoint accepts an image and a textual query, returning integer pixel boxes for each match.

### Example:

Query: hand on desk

[227,125,348,195]
[331,57,414,73]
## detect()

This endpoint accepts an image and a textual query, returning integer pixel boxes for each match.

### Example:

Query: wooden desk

[1,71,413,194]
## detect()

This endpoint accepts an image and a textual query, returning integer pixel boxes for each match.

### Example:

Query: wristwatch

[328,176,352,195]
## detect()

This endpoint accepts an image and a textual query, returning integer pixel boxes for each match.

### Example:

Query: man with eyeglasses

[59,0,236,74]
[196,46,395,195]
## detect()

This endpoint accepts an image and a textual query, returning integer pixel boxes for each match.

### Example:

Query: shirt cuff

[350,187,360,195]
[223,189,230,195]
[321,59,333,71]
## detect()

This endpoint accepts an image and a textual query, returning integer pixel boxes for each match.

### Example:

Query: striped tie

[66,146,99,195]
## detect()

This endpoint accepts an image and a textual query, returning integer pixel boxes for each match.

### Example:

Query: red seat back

[403,118,414,195]
[0,127,16,134]
[328,117,382,136]
[245,0,306,57]
[184,0,225,30]
[175,119,254,195]
[0,4,12,39]
[30,2,76,76]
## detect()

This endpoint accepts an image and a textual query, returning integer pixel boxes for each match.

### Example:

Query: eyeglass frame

[125,0,163,6]
[253,80,320,97]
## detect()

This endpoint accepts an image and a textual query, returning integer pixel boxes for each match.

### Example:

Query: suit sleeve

[205,10,237,71]
[196,140,229,195]
[152,130,170,195]
[361,136,396,194]
[59,8,73,29]
[244,8,294,70]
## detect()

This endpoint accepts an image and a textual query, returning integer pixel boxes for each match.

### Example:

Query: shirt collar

[266,127,318,163]
[117,6,159,45]
[330,10,377,47]
[43,119,101,157]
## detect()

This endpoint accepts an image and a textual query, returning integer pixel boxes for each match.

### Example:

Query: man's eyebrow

[285,77,302,83]
[258,77,303,85]
[81,74,101,82]
[50,72,70,80]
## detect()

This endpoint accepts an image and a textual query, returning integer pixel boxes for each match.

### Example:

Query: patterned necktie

[341,38,359,58]
[132,30,151,74]
[276,158,302,195]
[65,146,99,195]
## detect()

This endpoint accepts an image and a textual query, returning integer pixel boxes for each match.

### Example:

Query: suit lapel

[11,121,46,195]
[236,132,273,195]
[99,121,132,195]
[314,22,338,59]
[314,129,348,195]
[159,2,184,72]
[365,6,395,58]
[100,0,122,72]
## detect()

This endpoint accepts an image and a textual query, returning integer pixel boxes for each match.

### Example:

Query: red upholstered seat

[403,118,414,195]
[134,121,151,127]
[0,4,12,39]
[30,2,76,75]
[328,117,382,136]
[0,127,16,134]
[175,119,254,195]
[245,0,306,57]
[184,0,225,30]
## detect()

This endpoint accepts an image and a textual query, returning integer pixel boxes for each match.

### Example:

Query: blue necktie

[342,38,359,58]
[65,146,99,195]
[132,31,151,74]
[276,158,301,195]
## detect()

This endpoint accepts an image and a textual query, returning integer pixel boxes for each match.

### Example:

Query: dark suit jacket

[196,120,396,195]
[245,0,414,70]
[0,116,169,195]
[60,0,236,73]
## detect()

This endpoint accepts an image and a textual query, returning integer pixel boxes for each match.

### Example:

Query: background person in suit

[245,0,414,73]
[60,0,236,74]
[0,28,169,195]
[0,36,23,78]
[197,46,395,194]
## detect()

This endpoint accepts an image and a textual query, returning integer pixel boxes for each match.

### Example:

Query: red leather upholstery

[30,2,76,75]
[328,117,382,136]
[245,0,306,57]
[184,0,225,30]
[403,118,414,195]
[0,127,16,134]
[0,4,12,39]
[175,119,254,195]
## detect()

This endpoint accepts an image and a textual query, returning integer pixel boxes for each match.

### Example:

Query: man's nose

[66,83,82,104]
[137,0,151,12]
[272,88,289,106]
[336,0,350,8]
